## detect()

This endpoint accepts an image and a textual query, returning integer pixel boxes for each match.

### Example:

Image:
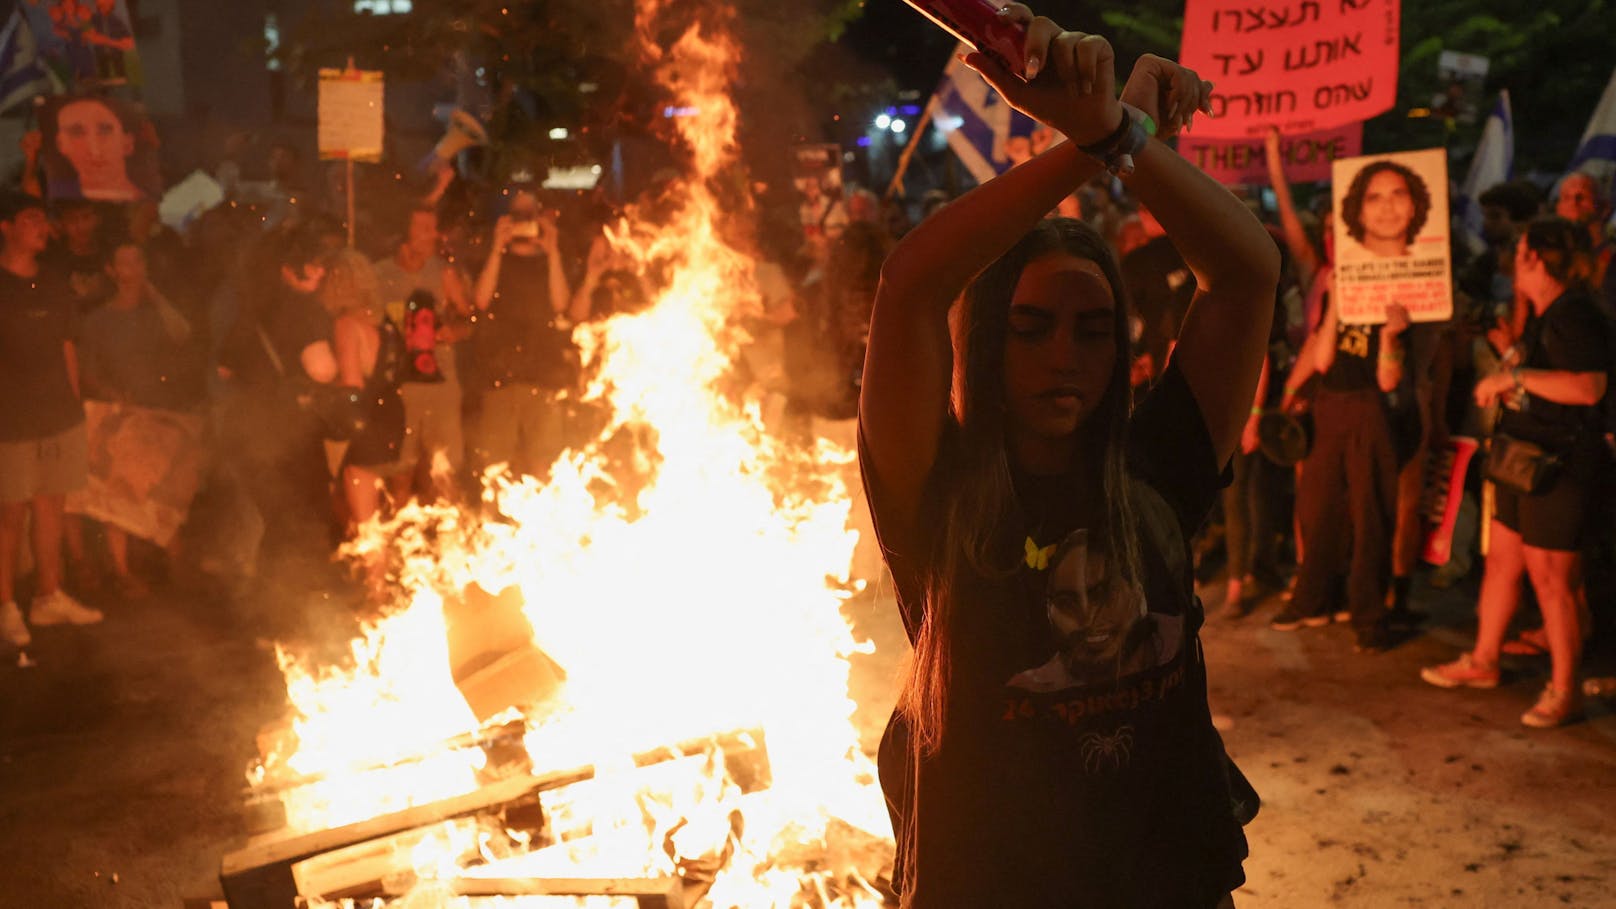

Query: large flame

[250,3,894,906]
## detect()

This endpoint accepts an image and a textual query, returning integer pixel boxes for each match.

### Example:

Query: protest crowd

[1,30,1614,744]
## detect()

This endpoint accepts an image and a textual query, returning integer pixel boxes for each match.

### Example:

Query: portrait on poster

[1331,148,1452,325]
[39,92,161,202]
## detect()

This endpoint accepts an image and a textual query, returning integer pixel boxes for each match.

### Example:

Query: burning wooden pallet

[221,730,769,908]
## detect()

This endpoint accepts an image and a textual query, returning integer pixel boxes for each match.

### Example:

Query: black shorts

[1494,470,1589,552]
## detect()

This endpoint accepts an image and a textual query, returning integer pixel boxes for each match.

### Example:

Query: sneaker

[1521,684,1581,729]
[1270,607,1331,631]
[1420,653,1500,689]
[28,590,104,627]
[1,601,29,648]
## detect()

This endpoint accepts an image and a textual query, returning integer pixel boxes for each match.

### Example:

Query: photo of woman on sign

[1338,159,1433,258]
[40,94,160,202]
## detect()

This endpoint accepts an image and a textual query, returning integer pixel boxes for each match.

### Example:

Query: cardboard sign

[318,67,385,162]
[1331,148,1452,325]
[65,402,206,547]
[40,93,162,202]
[19,0,139,88]
[1180,0,1400,139]
[1180,122,1362,185]
[792,143,847,250]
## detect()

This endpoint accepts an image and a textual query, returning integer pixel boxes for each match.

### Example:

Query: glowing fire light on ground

[246,2,894,906]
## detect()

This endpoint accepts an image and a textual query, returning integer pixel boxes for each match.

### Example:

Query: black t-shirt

[859,364,1249,908]
[44,243,112,313]
[474,251,576,389]
[0,267,85,442]
[1321,320,1380,393]
[267,288,334,382]
[1498,290,1611,451]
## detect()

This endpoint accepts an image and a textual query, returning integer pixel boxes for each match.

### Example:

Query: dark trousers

[1292,390,1398,633]
[1223,449,1283,584]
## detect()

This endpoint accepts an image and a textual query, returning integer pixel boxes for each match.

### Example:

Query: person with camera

[1421,218,1610,728]
[471,188,578,480]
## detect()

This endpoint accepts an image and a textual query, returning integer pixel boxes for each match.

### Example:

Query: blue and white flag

[0,10,53,116]
[1457,90,1513,250]
[1569,66,1616,203]
[931,44,1040,184]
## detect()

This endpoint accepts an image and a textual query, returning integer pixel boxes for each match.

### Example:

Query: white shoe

[1,601,29,648]
[29,590,104,627]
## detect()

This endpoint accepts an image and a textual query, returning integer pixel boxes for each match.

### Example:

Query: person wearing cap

[0,192,104,651]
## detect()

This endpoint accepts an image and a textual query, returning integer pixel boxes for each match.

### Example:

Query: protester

[1421,217,1610,728]
[1555,171,1611,286]
[470,188,579,479]
[326,250,406,540]
[46,198,113,313]
[373,206,471,501]
[67,241,196,598]
[0,192,103,650]
[858,8,1274,902]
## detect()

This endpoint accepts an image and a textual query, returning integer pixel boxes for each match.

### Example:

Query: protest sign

[1180,0,1400,139]
[18,0,137,88]
[1331,148,1451,325]
[39,92,161,202]
[318,67,385,162]
[66,402,206,547]
[793,143,847,250]
[1181,122,1362,185]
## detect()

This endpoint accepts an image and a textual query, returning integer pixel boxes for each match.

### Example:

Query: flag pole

[884,94,940,202]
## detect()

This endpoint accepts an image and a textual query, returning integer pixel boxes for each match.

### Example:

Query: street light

[891,118,907,134]
[874,113,892,130]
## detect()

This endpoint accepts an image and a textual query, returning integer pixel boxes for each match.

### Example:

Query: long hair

[320,248,382,321]
[899,218,1144,759]
[1340,160,1432,245]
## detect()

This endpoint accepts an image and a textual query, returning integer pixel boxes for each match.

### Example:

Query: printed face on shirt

[1002,252,1117,440]
[1361,169,1414,252]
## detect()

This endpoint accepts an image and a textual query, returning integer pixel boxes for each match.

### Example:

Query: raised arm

[1264,127,1322,292]
[860,14,1112,541]
[975,24,1280,464]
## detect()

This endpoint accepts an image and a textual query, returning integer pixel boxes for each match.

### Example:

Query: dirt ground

[3,556,1615,908]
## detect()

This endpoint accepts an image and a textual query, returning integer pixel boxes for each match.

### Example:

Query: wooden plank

[221,767,590,909]
[453,876,684,909]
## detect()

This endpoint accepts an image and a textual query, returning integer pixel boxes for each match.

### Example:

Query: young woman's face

[1362,169,1414,246]
[56,99,134,192]
[1002,252,1117,441]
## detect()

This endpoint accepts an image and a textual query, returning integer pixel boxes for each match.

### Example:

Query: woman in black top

[1422,218,1611,728]
[858,7,1278,906]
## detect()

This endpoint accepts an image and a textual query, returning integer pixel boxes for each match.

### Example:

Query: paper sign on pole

[318,67,385,162]
[1180,122,1362,185]
[1330,148,1452,325]
[1180,0,1400,139]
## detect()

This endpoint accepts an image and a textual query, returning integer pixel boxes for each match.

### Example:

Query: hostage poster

[18,0,139,88]
[1330,148,1452,325]
[65,401,206,547]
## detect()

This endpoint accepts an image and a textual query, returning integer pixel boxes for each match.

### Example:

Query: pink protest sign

[1180,0,1400,139]
[1180,122,1362,185]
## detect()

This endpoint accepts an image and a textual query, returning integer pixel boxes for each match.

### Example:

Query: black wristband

[1078,105,1150,178]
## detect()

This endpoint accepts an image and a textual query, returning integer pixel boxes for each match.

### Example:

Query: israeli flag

[0,10,53,116]
[1457,90,1513,250]
[1569,66,1616,204]
[931,43,1039,184]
